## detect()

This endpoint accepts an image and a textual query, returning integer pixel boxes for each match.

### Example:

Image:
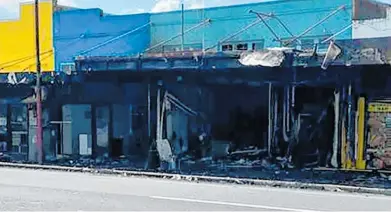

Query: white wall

[62,105,92,155]
[353,8,391,39]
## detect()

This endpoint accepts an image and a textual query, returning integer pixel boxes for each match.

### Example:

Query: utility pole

[34,0,43,164]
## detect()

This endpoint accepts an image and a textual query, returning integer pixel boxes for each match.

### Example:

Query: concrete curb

[1,162,390,196]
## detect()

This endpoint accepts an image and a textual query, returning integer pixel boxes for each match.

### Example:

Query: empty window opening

[236,43,248,51]
[222,44,233,51]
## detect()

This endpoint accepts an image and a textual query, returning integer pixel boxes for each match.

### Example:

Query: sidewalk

[0,160,390,196]
[178,161,391,189]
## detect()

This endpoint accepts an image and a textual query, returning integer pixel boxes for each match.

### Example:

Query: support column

[331,88,340,168]
[148,83,151,140]
[347,83,355,169]
[156,88,161,141]
[108,104,114,157]
[6,104,11,153]
[356,97,366,170]
[91,104,97,158]
[267,83,273,157]
[272,88,279,153]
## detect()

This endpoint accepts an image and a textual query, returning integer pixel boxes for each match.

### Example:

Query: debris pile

[0,152,11,162]
[367,112,391,169]
[43,155,145,170]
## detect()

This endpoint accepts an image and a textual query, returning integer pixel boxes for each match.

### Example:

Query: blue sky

[0,0,390,19]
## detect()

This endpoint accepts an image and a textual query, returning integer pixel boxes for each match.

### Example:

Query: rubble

[0,153,11,162]
[1,134,391,191]
[40,155,145,171]
[172,175,181,180]
[367,110,391,170]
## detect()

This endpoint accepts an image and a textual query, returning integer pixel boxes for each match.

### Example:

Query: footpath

[0,161,391,196]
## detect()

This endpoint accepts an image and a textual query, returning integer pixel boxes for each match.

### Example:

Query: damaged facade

[0,0,391,174]
[353,0,391,39]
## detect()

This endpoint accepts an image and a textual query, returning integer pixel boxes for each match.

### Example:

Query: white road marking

[150,196,319,212]
[146,177,391,200]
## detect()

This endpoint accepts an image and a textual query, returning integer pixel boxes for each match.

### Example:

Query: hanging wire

[144,19,211,53]
[0,50,53,71]
[0,30,89,71]
[204,18,265,52]
[284,5,346,46]
[78,22,152,56]
[0,50,52,68]
[21,52,54,72]
[0,23,147,71]
[54,33,86,51]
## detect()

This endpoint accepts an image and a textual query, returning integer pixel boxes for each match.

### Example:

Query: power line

[79,22,151,56]
[55,35,86,50]
[0,50,52,68]
[0,33,83,71]
[284,5,346,46]
[204,18,265,52]
[21,52,54,72]
[144,19,211,53]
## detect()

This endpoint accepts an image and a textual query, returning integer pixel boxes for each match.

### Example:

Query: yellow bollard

[356,97,366,170]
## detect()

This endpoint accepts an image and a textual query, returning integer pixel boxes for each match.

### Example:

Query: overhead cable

[144,19,211,53]
[284,5,346,46]
[0,51,53,70]
[205,18,265,52]
[79,22,152,56]
[0,50,52,68]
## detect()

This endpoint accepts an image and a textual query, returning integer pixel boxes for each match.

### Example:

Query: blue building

[54,0,353,72]
[149,0,352,52]
[53,9,150,72]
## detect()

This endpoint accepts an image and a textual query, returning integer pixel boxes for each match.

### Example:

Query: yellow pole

[356,97,366,170]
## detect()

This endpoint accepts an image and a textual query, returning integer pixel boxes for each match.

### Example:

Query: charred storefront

[71,52,275,170]
[69,38,367,172]
[0,74,54,163]
[71,37,391,172]
[1,37,391,174]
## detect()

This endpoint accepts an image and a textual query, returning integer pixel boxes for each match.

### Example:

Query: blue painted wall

[54,0,353,71]
[53,9,150,72]
[150,0,353,52]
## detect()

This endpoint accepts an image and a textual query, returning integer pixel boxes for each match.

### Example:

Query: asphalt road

[0,168,390,211]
